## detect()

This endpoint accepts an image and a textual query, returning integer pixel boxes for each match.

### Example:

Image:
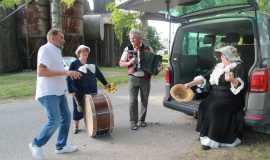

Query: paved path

[0,79,199,160]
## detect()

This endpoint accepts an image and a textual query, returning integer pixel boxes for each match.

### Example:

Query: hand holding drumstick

[70,93,83,113]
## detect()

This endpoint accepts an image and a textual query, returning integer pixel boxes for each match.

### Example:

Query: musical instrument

[74,96,82,113]
[84,93,114,137]
[141,51,162,75]
[127,50,162,75]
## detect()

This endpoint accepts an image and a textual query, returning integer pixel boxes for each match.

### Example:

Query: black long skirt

[196,90,244,144]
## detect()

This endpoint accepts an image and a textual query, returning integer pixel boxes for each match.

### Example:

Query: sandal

[73,127,79,134]
[202,145,211,150]
[139,121,146,127]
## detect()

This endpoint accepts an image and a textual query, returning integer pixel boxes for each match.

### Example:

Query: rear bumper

[244,110,267,126]
[163,97,200,116]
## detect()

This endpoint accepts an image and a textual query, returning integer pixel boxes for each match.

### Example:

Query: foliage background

[1,0,268,52]
[1,0,269,12]
[0,0,76,8]
[258,0,270,13]
[106,2,164,52]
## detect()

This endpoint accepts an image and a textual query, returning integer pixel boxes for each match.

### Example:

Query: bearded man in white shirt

[29,28,81,160]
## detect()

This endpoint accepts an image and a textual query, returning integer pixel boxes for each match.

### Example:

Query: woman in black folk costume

[67,45,110,134]
[185,46,245,150]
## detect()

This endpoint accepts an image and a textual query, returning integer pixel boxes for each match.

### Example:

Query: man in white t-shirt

[29,28,81,160]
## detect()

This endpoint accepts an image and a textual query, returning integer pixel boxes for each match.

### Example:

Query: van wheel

[193,111,198,119]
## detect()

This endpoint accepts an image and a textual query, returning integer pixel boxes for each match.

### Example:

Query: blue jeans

[32,95,71,150]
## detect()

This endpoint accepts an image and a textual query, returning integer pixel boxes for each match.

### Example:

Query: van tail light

[245,115,266,120]
[165,67,171,84]
[250,68,268,92]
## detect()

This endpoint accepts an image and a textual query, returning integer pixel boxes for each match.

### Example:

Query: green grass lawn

[0,65,165,101]
[0,71,37,100]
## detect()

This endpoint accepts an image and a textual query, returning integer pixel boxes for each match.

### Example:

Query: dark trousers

[128,75,151,124]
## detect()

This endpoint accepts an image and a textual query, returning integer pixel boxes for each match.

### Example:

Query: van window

[198,33,213,47]
[162,0,250,17]
[181,32,198,55]
[215,35,225,45]
[181,32,214,55]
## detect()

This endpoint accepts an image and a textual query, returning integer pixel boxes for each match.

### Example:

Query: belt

[128,74,145,78]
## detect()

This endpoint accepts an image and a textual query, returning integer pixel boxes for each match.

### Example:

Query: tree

[106,2,164,52]
[0,0,75,9]
[147,26,164,52]
[106,2,138,45]
[51,0,62,29]
[0,0,76,31]
[258,0,270,14]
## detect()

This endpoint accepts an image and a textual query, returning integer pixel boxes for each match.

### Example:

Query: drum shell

[84,93,114,137]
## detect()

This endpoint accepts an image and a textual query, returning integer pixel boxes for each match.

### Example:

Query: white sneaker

[29,143,43,160]
[55,144,78,154]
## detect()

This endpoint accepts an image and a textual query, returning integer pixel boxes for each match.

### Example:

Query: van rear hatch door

[117,0,257,22]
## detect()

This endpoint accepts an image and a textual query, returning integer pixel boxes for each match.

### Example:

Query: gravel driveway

[0,79,199,160]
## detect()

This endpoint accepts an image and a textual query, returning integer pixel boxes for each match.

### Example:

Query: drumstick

[74,96,82,113]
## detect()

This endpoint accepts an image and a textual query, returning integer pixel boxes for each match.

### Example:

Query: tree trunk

[140,18,149,46]
[50,0,62,30]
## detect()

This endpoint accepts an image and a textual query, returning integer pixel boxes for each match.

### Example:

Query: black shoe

[139,121,146,127]
[73,127,79,134]
[202,145,211,150]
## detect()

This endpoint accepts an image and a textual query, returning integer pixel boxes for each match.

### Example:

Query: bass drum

[84,93,114,137]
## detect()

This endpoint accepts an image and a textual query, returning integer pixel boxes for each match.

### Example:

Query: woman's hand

[184,83,192,88]
[104,84,110,88]
[225,72,239,88]
[104,82,117,93]
[225,72,234,82]
[185,79,203,88]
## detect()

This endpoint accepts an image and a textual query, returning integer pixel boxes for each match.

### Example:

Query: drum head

[84,95,97,137]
